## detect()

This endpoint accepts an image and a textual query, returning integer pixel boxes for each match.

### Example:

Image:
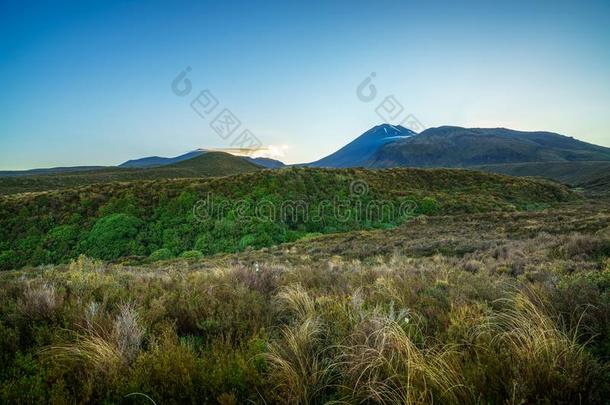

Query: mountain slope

[369,126,610,168]
[308,124,416,168]
[245,157,285,168]
[580,174,610,196]
[474,161,610,186]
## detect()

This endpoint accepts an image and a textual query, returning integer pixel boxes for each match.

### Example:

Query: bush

[557,234,610,259]
[84,214,143,260]
[149,248,174,261]
[418,197,440,215]
[46,225,79,262]
[128,328,204,404]
[0,250,17,271]
[180,250,203,259]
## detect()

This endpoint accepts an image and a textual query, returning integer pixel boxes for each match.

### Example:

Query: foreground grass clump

[1,212,609,404]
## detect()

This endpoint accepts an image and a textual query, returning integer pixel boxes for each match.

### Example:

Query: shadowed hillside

[580,174,610,196]
[474,161,610,186]
[369,126,610,168]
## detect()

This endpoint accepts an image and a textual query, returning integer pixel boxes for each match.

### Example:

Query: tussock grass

[42,302,144,373]
[264,285,333,404]
[276,284,316,321]
[473,289,605,404]
[20,281,61,319]
[264,317,329,404]
[337,315,471,405]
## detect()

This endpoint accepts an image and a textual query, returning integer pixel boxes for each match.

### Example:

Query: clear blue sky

[1,0,609,169]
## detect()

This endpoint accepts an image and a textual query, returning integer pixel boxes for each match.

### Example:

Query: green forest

[0,167,572,270]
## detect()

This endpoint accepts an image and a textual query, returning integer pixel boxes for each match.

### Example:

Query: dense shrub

[556,233,610,259]
[417,196,440,215]
[149,248,174,261]
[180,250,203,259]
[83,214,143,260]
[1,181,607,403]
[0,250,17,271]
[46,224,79,262]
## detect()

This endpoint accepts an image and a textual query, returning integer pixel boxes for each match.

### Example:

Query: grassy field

[0,196,609,403]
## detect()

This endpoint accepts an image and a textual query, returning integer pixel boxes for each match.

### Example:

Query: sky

[1,0,610,170]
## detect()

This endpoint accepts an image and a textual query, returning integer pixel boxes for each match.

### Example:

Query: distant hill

[120,151,285,169]
[119,150,206,168]
[165,151,262,174]
[308,124,416,168]
[245,157,285,168]
[3,124,608,194]
[0,152,262,195]
[0,166,107,177]
[369,126,610,168]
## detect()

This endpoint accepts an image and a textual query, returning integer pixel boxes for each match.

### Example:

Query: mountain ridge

[119,150,207,168]
[307,124,416,168]
[3,124,610,193]
[368,126,610,168]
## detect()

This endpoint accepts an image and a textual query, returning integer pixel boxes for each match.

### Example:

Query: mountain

[119,150,206,168]
[368,126,610,168]
[165,151,262,174]
[4,125,609,191]
[300,125,610,191]
[120,150,285,169]
[307,124,416,168]
[245,157,285,168]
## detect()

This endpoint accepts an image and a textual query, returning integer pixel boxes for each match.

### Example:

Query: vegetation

[0,197,609,403]
[0,167,574,270]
